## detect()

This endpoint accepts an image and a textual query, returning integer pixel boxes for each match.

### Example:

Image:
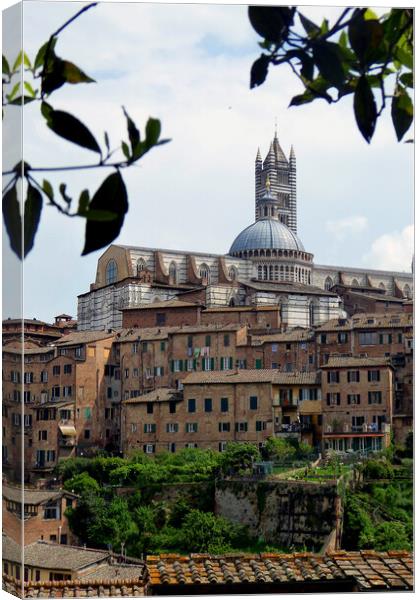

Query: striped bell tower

[254,131,297,234]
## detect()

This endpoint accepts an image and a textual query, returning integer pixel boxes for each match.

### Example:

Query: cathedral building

[77,134,412,331]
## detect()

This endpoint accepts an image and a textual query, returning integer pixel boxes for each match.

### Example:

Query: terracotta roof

[115,327,175,342]
[2,485,76,505]
[123,388,181,404]
[316,313,412,332]
[345,290,404,303]
[183,370,320,386]
[322,357,393,369]
[2,346,55,355]
[252,328,314,344]
[77,563,145,581]
[122,299,202,311]
[54,331,116,346]
[146,551,413,590]
[203,305,279,313]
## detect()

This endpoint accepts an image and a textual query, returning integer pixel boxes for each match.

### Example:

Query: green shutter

[211,358,215,371]
[256,359,262,369]
[170,360,174,372]
[220,358,224,371]
[229,357,233,369]
[202,358,205,370]
[193,359,197,371]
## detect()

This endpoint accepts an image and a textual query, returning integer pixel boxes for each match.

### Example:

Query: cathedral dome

[229,218,305,255]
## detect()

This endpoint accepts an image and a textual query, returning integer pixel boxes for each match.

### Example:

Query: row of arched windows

[235,248,311,261]
[257,264,311,284]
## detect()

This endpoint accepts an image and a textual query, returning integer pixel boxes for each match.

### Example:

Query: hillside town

[2,133,413,595]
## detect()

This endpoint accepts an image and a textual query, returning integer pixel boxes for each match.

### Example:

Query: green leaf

[78,189,90,215]
[122,107,140,154]
[41,55,66,95]
[248,6,295,44]
[338,31,348,49]
[364,8,378,20]
[250,54,270,88]
[394,46,413,70]
[24,81,36,97]
[62,60,95,84]
[145,118,161,147]
[121,141,130,160]
[81,172,128,256]
[353,75,377,143]
[391,85,413,141]
[23,52,31,68]
[312,41,345,87]
[12,51,23,71]
[42,104,101,154]
[81,209,118,222]
[400,72,413,88]
[34,37,57,71]
[319,19,329,35]
[59,183,72,205]
[289,90,315,106]
[2,183,22,259]
[24,183,43,257]
[2,55,10,76]
[348,16,384,66]
[42,179,54,200]
[8,95,36,106]
[104,132,110,153]
[298,12,319,36]
[7,82,20,101]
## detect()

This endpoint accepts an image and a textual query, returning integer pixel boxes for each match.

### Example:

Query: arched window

[403,284,412,299]
[228,266,237,281]
[258,265,263,280]
[274,265,279,281]
[106,259,118,285]
[199,263,211,283]
[229,297,236,307]
[263,265,268,280]
[324,276,334,291]
[136,258,146,276]
[169,262,177,284]
[351,278,359,287]
[269,265,273,280]
[264,207,268,217]
[280,266,284,281]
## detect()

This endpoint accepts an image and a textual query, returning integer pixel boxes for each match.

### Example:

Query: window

[53,366,60,376]
[327,371,340,383]
[106,259,118,284]
[13,390,21,403]
[203,357,214,371]
[169,261,177,284]
[368,391,382,404]
[39,430,47,441]
[44,503,58,519]
[235,422,248,432]
[223,334,230,347]
[256,421,267,432]
[219,441,227,452]
[220,356,232,370]
[52,386,60,399]
[237,359,247,369]
[169,401,177,414]
[144,444,155,454]
[166,423,179,433]
[172,360,183,372]
[205,335,211,347]
[63,386,72,397]
[347,370,360,383]
[75,347,83,358]
[204,398,212,412]
[199,263,210,283]
[107,387,112,399]
[160,341,166,351]
[186,359,196,372]
[24,372,33,384]
[188,398,196,413]
[338,332,348,344]
[347,394,361,405]
[218,422,230,432]
[41,370,48,383]
[11,370,20,383]
[319,334,327,344]
[220,397,229,412]
[154,366,164,376]
[368,370,381,382]
[60,534,68,545]
[359,332,377,345]
[249,396,258,410]
[285,362,293,373]
[186,423,198,433]
[63,364,72,374]
[255,358,262,369]
[352,416,365,429]
[131,423,137,433]
[84,407,91,418]
[144,423,157,433]
[84,429,90,439]
[326,393,341,406]
[147,402,154,414]
[60,410,71,420]
[46,450,56,462]
[379,333,392,344]
[156,313,166,326]
[24,391,32,404]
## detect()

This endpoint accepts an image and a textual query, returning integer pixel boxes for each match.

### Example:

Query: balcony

[275,423,313,436]
[279,397,298,408]
[324,422,389,435]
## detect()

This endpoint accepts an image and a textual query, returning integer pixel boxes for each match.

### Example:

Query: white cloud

[363,225,414,272]
[325,216,368,239]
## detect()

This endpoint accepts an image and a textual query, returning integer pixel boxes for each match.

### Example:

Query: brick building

[122,370,321,454]
[2,485,77,545]
[321,357,394,453]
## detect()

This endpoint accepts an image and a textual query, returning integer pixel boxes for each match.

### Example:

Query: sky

[1,0,415,322]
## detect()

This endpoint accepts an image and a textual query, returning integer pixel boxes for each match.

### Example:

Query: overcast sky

[1,1,414,322]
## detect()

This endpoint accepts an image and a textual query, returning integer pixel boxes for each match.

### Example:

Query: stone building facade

[77,134,412,332]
